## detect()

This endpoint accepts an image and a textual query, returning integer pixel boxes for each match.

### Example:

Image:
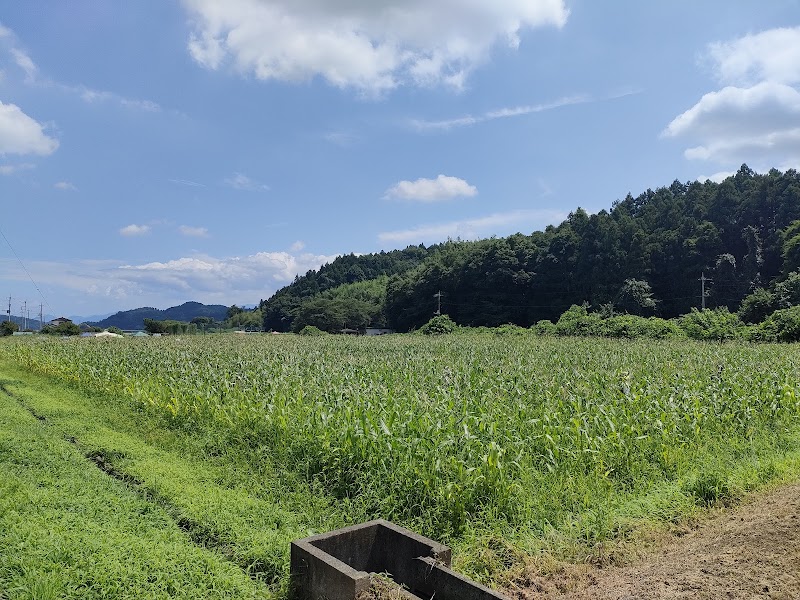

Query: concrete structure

[290,519,508,600]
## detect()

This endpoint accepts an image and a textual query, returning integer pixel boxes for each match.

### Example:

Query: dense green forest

[258,166,800,332]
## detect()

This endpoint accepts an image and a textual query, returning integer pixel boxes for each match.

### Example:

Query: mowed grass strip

[0,362,342,595]
[0,384,269,600]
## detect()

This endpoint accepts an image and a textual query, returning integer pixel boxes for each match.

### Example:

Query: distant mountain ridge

[89,302,229,330]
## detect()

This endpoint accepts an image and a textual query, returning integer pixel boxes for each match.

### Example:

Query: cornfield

[4,334,800,541]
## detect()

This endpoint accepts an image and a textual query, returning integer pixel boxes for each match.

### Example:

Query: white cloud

[290,240,305,251]
[666,27,800,170]
[225,172,270,191]
[697,171,736,184]
[0,162,34,175]
[0,101,58,156]
[10,48,37,81]
[2,250,339,315]
[80,88,161,112]
[181,0,568,92]
[0,23,162,114]
[664,82,800,141]
[412,94,590,131]
[378,209,566,245]
[169,178,206,187]
[119,224,151,237]
[178,225,209,237]
[384,174,477,202]
[54,181,77,191]
[116,251,339,295]
[707,27,800,87]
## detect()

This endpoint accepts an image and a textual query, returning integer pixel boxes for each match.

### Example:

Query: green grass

[2,333,800,595]
[0,377,268,599]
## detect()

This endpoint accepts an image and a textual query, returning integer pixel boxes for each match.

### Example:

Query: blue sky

[1,1,799,319]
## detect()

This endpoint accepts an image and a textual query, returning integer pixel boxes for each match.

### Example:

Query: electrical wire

[0,225,53,315]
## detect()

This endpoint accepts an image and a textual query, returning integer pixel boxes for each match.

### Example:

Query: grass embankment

[2,335,800,596]
[0,371,270,599]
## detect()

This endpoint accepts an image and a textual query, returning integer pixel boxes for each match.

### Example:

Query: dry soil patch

[509,482,800,600]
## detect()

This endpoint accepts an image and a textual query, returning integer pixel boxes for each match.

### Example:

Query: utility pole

[433,290,442,316]
[22,300,27,330]
[39,304,43,331]
[699,272,712,310]
[6,296,10,322]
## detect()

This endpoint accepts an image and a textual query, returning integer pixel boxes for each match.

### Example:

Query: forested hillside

[91,302,229,330]
[260,166,800,332]
[259,246,437,331]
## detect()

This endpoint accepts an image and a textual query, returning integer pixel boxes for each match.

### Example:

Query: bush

[554,305,602,336]
[678,308,743,341]
[0,321,19,336]
[755,305,800,342]
[419,314,457,335]
[41,322,81,336]
[600,315,649,338]
[297,325,327,336]
[738,288,778,324]
[531,320,556,336]
[493,323,527,336]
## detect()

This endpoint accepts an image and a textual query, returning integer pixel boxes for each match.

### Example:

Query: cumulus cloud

[54,181,77,191]
[181,0,568,92]
[1,249,339,314]
[666,27,800,170]
[707,27,800,87]
[178,225,209,237]
[384,174,477,202]
[225,172,270,191]
[0,101,58,156]
[119,224,151,237]
[290,240,305,251]
[378,209,565,245]
[117,251,339,295]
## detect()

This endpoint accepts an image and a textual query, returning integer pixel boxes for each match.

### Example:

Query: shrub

[554,305,602,337]
[738,288,778,324]
[678,308,743,341]
[493,323,526,336]
[600,315,649,338]
[757,305,800,342]
[532,320,556,336]
[0,321,19,336]
[419,314,457,335]
[297,325,327,336]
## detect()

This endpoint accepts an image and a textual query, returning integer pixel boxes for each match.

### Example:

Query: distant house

[49,317,73,327]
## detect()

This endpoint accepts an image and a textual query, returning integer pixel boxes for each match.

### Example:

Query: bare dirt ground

[507,482,800,600]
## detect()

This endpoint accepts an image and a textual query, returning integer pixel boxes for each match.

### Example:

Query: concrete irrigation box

[290,519,508,600]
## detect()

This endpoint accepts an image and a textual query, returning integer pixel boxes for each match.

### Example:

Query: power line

[0,226,53,315]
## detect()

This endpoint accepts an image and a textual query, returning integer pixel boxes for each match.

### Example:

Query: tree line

[257,165,800,333]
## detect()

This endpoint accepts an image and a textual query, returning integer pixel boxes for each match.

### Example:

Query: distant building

[49,317,73,327]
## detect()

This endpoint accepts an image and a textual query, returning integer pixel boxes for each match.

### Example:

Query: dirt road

[509,482,800,599]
